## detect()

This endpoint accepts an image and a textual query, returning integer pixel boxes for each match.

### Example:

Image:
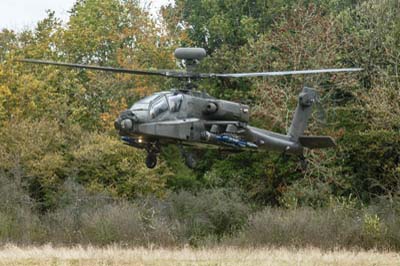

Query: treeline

[0,0,399,249]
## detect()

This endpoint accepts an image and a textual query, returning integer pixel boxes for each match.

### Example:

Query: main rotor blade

[19,59,363,79]
[209,68,363,78]
[18,59,183,77]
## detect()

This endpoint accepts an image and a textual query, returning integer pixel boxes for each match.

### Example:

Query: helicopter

[20,48,362,169]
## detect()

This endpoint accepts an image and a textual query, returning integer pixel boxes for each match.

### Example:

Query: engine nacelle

[203,100,249,123]
[203,102,218,114]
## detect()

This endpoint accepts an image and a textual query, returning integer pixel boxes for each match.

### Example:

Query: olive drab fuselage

[114,89,251,147]
[114,87,336,167]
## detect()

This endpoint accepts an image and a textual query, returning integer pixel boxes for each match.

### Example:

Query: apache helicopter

[20,48,362,169]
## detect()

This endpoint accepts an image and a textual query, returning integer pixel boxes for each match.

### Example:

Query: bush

[204,151,301,205]
[230,207,358,249]
[0,172,44,244]
[163,189,251,243]
[68,133,171,198]
[43,180,178,246]
[229,199,400,250]
[0,176,399,250]
[42,183,250,246]
[338,130,400,201]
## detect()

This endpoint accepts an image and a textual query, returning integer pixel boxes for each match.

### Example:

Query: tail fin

[288,87,317,140]
[288,87,336,149]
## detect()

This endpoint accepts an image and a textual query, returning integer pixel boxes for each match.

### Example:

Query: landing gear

[178,144,198,169]
[145,141,161,169]
[146,153,157,169]
[299,155,308,171]
[184,152,197,169]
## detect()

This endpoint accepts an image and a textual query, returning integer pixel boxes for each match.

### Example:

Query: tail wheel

[146,153,157,169]
[184,153,197,169]
[299,155,308,171]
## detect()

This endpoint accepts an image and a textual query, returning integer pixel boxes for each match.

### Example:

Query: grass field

[0,245,398,266]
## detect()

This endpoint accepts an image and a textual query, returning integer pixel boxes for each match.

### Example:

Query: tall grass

[0,175,399,250]
[227,206,400,250]
[0,246,398,266]
[38,181,249,247]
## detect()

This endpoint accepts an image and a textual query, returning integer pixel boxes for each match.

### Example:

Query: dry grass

[0,245,398,266]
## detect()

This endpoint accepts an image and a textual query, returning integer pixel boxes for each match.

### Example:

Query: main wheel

[299,156,308,171]
[146,153,157,169]
[184,153,197,169]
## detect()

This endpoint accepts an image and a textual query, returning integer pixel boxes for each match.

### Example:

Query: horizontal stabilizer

[298,136,336,149]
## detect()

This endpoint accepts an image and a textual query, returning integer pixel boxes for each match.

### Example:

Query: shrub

[229,199,400,250]
[338,130,400,201]
[0,172,43,244]
[68,133,171,198]
[44,182,249,246]
[43,180,177,247]
[160,188,251,244]
[230,207,360,249]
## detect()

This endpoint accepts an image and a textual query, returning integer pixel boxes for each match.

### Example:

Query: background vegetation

[0,0,399,250]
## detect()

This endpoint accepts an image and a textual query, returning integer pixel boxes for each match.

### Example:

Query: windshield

[149,96,169,118]
[130,94,160,111]
[167,93,183,112]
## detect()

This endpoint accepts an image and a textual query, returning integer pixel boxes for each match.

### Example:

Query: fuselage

[114,89,304,155]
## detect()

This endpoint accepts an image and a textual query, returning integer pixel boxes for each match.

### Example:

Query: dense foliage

[0,0,399,248]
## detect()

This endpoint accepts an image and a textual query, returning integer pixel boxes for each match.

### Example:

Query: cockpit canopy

[130,94,160,111]
[130,92,183,119]
[167,93,183,112]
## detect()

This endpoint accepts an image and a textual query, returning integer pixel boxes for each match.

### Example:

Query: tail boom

[246,86,336,153]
